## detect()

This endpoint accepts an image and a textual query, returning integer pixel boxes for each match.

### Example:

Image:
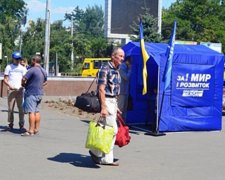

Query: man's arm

[3,75,14,90]
[98,84,108,117]
[3,65,13,90]
[43,81,47,86]
[21,77,27,87]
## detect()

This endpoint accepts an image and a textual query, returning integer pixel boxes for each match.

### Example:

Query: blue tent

[122,42,224,132]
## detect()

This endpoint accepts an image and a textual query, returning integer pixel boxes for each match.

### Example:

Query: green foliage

[64,5,112,74]
[0,0,27,63]
[130,9,161,42]
[49,21,71,72]
[23,4,112,74]
[65,5,104,37]
[0,0,26,21]
[162,0,225,52]
[22,19,45,60]
[1,2,114,74]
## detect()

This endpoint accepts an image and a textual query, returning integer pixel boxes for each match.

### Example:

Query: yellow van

[81,58,111,77]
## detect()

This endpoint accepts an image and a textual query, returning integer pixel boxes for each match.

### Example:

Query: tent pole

[145,65,166,136]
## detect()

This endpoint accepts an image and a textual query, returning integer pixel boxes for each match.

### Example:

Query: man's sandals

[21,130,39,136]
[21,131,34,136]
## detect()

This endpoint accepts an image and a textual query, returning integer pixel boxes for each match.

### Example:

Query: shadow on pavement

[129,124,152,134]
[1,109,20,113]
[0,125,8,132]
[48,153,101,169]
[0,125,26,134]
[80,120,89,124]
[81,119,152,135]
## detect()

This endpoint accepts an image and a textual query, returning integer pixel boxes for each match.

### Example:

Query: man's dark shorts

[23,95,42,113]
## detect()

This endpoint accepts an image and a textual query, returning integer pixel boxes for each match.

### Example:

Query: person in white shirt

[3,51,27,130]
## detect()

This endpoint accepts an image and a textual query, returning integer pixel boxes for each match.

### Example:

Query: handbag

[74,77,101,113]
[85,118,114,154]
[74,91,100,113]
[115,111,131,147]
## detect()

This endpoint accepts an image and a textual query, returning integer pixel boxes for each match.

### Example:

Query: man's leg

[34,112,40,133]
[90,98,118,164]
[7,90,16,128]
[22,95,35,135]
[16,89,25,128]
[28,112,35,133]
[100,98,118,164]
[34,96,42,133]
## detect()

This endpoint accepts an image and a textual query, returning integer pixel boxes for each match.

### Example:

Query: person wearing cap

[3,51,27,130]
[118,56,132,120]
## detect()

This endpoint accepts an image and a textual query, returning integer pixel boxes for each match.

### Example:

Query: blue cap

[12,51,22,60]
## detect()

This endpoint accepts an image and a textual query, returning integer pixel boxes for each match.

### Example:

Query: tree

[162,0,225,52]
[65,5,104,37]
[64,5,112,73]
[22,19,45,60]
[50,21,72,72]
[22,19,72,72]
[0,0,27,69]
[130,8,161,42]
[21,5,112,74]
[0,0,26,22]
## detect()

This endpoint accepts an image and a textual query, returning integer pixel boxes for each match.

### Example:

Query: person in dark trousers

[21,55,47,136]
[89,47,125,166]
[118,56,132,120]
[3,51,27,130]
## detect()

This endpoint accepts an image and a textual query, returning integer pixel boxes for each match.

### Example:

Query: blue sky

[24,0,176,25]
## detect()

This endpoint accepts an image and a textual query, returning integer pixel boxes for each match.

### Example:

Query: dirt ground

[42,97,100,121]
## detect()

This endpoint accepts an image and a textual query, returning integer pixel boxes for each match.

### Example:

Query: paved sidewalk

[0,97,225,180]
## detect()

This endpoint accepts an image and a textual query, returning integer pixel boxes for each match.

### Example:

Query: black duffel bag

[74,91,101,113]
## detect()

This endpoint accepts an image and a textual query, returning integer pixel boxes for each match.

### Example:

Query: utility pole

[19,12,27,53]
[55,52,59,76]
[44,0,51,75]
[19,28,22,53]
[71,17,74,70]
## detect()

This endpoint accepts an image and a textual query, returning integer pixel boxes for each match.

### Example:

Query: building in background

[200,42,222,53]
[104,0,162,44]
[175,40,198,45]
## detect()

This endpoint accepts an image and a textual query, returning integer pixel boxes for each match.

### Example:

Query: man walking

[21,55,47,136]
[4,51,27,130]
[89,47,125,166]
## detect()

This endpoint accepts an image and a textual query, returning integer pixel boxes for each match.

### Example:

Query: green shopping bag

[85,119,114,154]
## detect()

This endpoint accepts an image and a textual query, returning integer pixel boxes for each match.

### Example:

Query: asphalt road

[0,97,225,180]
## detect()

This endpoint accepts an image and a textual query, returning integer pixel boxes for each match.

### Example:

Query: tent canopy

[122,42,224,132]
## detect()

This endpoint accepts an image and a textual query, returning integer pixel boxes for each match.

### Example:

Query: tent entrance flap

[125,54,159,129]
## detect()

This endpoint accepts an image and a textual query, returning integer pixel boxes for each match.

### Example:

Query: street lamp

[44,0,51,75]
[71,17,74,70]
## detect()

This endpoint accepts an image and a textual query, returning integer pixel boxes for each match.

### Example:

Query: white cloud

[52,7,74,14]
[25,0,46,13]
[24,0,75,23]
[25,0,74,14]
